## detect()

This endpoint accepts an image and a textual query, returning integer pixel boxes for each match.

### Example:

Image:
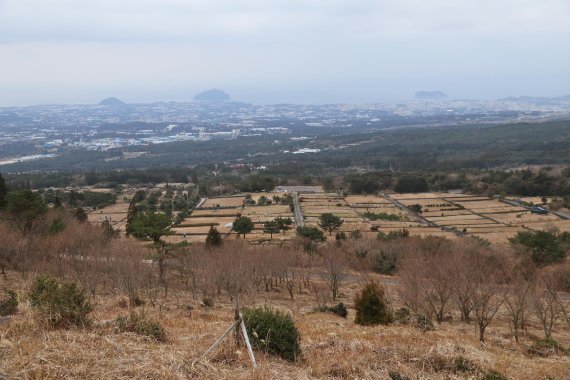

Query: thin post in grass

[201,311,257,369]
[202,318,241,359]
[239,311,257,368]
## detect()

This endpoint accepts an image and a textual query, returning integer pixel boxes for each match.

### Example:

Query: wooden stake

[239,312,257,368]
[202,319,241,359]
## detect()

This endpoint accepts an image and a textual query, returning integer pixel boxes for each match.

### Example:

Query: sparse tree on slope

[233,216,254,238]
[6,190,48,234]
[318,213,343,236]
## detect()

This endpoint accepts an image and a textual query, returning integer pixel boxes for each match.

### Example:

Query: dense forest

[2,120,570,173]
[1,120,570,203]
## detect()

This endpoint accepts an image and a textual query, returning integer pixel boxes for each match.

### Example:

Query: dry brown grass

[202,197,245,208]
[1,269,568,380]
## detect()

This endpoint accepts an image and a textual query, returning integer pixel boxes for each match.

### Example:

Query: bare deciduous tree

[319,247,349,301]
[467,252,507,343]
[532,270,563,339]
[502,260,535,342]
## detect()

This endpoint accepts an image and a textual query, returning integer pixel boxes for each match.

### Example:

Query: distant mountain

[415,91,448,100]
[99,97,126,106]
[194,89,231,102]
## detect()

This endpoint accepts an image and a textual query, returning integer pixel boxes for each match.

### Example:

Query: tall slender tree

[0,173,7,210]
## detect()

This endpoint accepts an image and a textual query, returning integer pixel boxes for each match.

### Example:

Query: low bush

[373,250,398,275]
[115,312,167,342]
[394,307,410,323]
[0,289,18,316]
[480,370,508,380]
[453,356,479,373]
[242,306,301,361]
[528,338,567,357]
[335,231,347,241]
[202,297,214,307]
[354,282,393,326]
[413,313,435,332]
[29,275,93,328]
[314,303,348,318]
[377,229,410,241]
[364,211,402,221]
[388,371,410,380]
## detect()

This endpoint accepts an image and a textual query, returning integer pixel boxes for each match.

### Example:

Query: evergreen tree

[275,217,293,234]
[205,225,223,247]
[6,190,48,234]
[318,213,343,235]
[233,216,254,238]
[129,211,172,243]
[0,173,7,210]
[263,220,280,239]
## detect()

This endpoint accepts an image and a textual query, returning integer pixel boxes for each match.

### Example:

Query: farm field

[87,201,129,232]
[202,196,245,208]
[88,190,570,246]
[385,193,570,244]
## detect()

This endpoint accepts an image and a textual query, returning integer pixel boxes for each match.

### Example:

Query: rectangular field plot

[484,212,560,225]
[516,197,551,205]
[173,226,227,235]
[523,220,570,232]
[90,203,130,214]
[178,216,236,227]
[242,205,294,222]
[389,192,446,200]
[356,208,409,220]
[302,207,359,217]
[422,210,475,217]
[472,232,518,245]
[229,229,297,241]
[88,212,127,223]
[370,222,426,229]
[444,196,493,202]
[163,234,207,244]
[426,214,484,222]
[462,226,524,234]
[397,199,457,209]
[202,197,245,208]
[345,195,393,205]
[454,200,512,209]
[470,206,528,214]
[191,208,241,217]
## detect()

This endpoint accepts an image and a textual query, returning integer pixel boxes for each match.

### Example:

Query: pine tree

[205,225,223,248]
[0,173,7,210]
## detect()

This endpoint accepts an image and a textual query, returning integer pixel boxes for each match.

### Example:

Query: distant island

[415,91,448,100]
[194,89,231,102]
[99,97,127,107]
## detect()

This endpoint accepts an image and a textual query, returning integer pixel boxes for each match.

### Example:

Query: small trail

[292,192,304,227]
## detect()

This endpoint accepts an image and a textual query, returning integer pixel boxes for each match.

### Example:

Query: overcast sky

[0,0,569,106]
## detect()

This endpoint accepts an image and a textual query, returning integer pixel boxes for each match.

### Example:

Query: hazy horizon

[1,1,569,107]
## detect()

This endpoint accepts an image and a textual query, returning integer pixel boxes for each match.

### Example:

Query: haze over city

[1,0,569,106]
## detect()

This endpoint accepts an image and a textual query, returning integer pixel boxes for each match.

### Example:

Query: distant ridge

[194,89,231,102]
[99,97,126,106]
[415,91,448,100]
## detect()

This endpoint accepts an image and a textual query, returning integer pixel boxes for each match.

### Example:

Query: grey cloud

[0,0,569,105]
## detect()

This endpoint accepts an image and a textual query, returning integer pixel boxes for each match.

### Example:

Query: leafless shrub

[398,240,455,322]
[503,260,534,341]
[112,240,148,308]
[318,246,349,301]
[466,251,508,343]
[532,269,564,339]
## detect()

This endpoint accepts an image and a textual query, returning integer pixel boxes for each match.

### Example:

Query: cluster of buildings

[0,96,569,165]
